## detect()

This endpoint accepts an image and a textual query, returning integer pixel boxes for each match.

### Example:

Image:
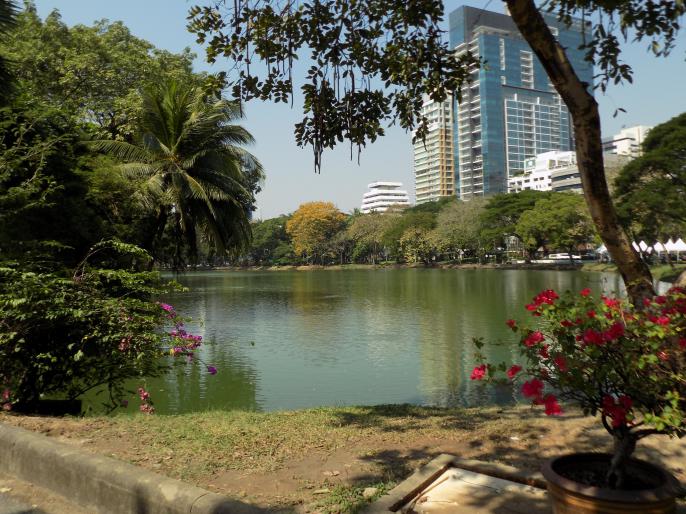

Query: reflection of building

[360,182,411,213]
[413,99,455,204]
[602,125,652,158]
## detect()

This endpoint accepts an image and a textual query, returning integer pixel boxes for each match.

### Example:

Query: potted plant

[471,286,686,513]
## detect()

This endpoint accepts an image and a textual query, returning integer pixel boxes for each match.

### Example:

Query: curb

[0,422,265,514]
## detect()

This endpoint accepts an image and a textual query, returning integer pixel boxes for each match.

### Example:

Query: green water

[110,269,628,414]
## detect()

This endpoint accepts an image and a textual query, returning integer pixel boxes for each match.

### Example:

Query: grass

[582,262,686,283]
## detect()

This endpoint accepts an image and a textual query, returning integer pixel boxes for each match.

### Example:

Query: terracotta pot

[542,453,678,514]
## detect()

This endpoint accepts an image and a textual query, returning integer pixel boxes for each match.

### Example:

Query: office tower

[602,125,652,158]
[360,182,411,213]
[413,98,455,204]
[412,6,593,202]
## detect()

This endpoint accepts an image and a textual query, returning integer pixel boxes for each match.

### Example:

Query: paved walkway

[0,475,88,514]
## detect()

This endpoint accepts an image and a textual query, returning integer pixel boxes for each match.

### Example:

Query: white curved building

[360,182,411,214]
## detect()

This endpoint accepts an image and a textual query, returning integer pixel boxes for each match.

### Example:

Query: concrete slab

[400,467,549,514]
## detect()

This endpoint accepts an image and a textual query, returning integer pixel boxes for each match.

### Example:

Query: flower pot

[541,453,679,514]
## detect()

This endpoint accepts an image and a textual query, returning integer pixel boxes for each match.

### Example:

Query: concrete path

[0,493,39,514]
[0,474,89,514]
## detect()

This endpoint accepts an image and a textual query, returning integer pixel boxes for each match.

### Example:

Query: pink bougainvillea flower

[506,319,517,330]
[554,356,568,372]
[137,387,150,401]
[521,379,544,400]
[523,331,545,347]
[580,288,591,297]
[657,351,669,362]
[506,365,522,379]
[207,365,218,375]
[120,399,129,407]
[159,303,174,312]
[1,389,10,402]
[470,364,487,380]
[2,403,11,411]
[543,394,563,416]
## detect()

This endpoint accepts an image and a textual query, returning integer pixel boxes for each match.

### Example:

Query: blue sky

[34,0,686,219]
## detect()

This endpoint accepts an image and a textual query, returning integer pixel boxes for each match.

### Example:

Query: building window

[520,50,533,89]
[499,38,506,70]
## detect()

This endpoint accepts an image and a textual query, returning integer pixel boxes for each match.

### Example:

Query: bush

[0,242,177,411]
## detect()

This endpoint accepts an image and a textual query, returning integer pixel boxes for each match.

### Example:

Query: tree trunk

[607,429,637,489]
[504,0,655,304]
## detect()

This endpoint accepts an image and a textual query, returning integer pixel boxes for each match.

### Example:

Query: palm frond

[89,139,152,162]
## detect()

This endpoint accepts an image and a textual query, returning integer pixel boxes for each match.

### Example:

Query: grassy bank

[583,263,686,283]
[3,404,684,513]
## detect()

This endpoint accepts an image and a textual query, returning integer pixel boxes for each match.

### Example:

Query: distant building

[508,150,631,194]
[448,6,593,200]
[509,151,577,193]
[602,125,652,158]
[413,98,455,204]
[360,182,411,214]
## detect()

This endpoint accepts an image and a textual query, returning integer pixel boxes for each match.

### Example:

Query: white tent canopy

[674,238,686,252]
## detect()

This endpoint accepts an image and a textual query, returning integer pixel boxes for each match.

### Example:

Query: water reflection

[129,269,634,414]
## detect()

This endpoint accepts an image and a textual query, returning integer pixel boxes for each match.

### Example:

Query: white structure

[413,96,455,204]
[360,182,410,214]
[508,150,579,193]
[603,125,652,158]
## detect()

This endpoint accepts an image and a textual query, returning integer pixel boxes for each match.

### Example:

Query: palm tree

[0,0,18,104]
[92,80,263,262]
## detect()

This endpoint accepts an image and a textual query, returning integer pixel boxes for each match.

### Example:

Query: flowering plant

[472,286,686,488]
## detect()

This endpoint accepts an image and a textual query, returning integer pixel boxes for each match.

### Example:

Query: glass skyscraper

[413,6,593,202]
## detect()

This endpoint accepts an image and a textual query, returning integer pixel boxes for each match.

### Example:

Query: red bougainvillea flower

[580,288,591,297]
[470,364,487,380]
[657,351,669,362]
[679,337,686,349]
[506,365,522,379]
[554,356,568,372]
[643,297,653,307]
[543,394,563,416]
[655,296,667,305]
[560,319,574,327]
[603,321,625,342]
[603,297,621,309]
[655,316,670,326]
[538,344,549,359]
[525,303,538,312]
[524,331,545,347]
[582,329,604,346]
[521,379,544,400]
[506,319,517,330]
[587,310,596,318]
[602,395,632,428]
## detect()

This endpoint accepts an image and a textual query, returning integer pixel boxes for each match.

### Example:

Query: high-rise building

[360,182,411,213]
[602,125,652,158]
[413,98,455,204]
[413,6,593,202]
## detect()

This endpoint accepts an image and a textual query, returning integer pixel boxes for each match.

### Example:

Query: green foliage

[516,193,596,257]
[2,4,197,139]
[91,80,262,264]
[0,242,175,410]
[246,216,291,265]
[431,199,485,262]
[615,113,686,243]
[187,0,478,170]
[0,0,17,104]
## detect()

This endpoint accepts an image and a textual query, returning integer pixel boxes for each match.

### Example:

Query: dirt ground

[2,407,685,513]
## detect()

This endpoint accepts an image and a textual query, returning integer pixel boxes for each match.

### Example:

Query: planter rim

[541,452,679,503]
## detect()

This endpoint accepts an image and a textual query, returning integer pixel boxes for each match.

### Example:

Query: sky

[34,0,686,219]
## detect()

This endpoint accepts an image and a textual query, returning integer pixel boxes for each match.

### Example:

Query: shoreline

[168,262,685,282]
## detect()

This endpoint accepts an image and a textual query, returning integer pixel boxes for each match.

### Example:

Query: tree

[93,80,262,264]
[615,113,686,278]
[285,202,346,263]
[431,198,485,262]
[479,190,552,254]
[382,210,436,262]
[399,227,433,264]
[517,194,596,261]
[0,0,17,104]
[187,0,685,303]
[2,4,197,139]
[346,213,390,264]
[247,215,291,265]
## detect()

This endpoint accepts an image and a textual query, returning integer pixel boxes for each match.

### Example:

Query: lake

[111,269,630,414]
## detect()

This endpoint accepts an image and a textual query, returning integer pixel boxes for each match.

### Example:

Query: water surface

[112,269,629,414]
